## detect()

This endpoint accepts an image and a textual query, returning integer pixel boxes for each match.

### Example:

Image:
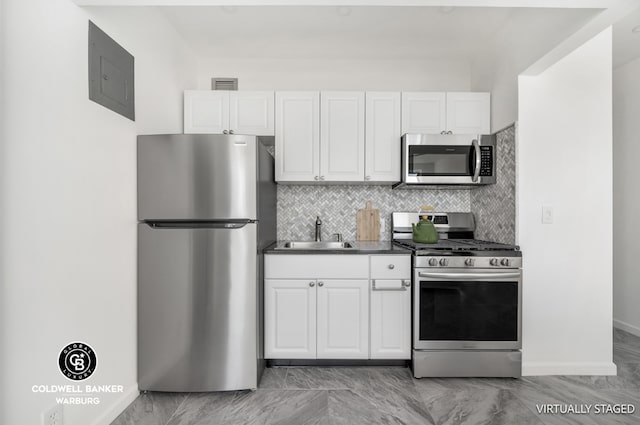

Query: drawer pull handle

[388,264,395,269]
[372,280,406,291]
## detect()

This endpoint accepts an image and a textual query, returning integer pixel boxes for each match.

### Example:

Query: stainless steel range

[392,212,522,378]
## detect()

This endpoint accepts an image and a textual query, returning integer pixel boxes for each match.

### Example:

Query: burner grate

[393,239,519,252]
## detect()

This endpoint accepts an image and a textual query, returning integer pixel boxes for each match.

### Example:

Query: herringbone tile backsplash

[274,125,516,243]
[470,125,517,244]
[277,185,469,241]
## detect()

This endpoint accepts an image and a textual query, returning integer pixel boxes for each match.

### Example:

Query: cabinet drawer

[266,255,369,279]
[370,255,410,279]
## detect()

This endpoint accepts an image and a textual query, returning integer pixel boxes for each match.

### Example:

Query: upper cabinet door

[365,92,401,182]
[184,90,230,134]
[229,91,275,136]
[401,92,446,134]
[320,92,365,182]
[275,92,320,182]
[445,92,490,134]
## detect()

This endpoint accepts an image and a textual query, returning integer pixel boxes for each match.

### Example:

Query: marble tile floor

[112,328,640,425]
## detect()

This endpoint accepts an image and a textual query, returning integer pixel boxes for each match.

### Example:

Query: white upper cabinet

[445,92,491,135]
[365,92,401,182]
[184,90,229,134]
[316,279,369,359]
[275,91,320,182]
[229,91,275,136]
[402,92,490,135]
[184,90,274,135]
[320,92,365,182]
[401,92,446,134]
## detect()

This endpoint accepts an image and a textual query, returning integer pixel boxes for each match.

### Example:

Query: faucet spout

[315,216,322,242]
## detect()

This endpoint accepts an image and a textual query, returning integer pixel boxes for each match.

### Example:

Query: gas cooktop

[393,238,520,252]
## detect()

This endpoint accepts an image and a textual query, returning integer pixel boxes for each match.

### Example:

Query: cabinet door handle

[365,175,371,181]
[388,264,395,269]
[309,282,315,287]
[229,129,235,134]
[447,130,453,135]
[320,176,325,181]
[318,281,324,287]
[223,130,228,134]
[440,131,446,135]
[314,176,319,181]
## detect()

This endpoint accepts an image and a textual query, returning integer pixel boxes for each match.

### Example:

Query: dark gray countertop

[263,241,411,255]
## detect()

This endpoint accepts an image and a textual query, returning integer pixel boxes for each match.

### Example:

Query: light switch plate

[88,21,135,121]
[542,205,554,224]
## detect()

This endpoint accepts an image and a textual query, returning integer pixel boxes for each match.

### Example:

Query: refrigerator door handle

[146,220,255,229]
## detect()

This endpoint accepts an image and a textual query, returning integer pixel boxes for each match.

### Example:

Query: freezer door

[138,222,258,391]
[138,134,257,220]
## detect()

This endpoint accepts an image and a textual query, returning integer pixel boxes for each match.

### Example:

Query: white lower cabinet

[370,279,411,359]
[317,279,369,359]
[264,254,410,360]
[265,279,317,359]
[370,255,412,359]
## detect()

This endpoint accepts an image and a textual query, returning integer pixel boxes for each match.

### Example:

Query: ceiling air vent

[211,78,238,90]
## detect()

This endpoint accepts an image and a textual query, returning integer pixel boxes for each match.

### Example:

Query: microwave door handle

[471,139,481,182]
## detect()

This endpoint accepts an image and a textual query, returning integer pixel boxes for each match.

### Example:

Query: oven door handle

[418,271,521,280]
[471,138,481,183]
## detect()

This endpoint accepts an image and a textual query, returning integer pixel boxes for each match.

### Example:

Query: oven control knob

[501,258,510,267]
[439,258,449,266]
[428,258,438,266]
[490,258,499,266]
[465,258,475,267]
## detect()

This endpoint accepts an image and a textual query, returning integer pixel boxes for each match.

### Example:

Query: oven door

[414,267,522,350]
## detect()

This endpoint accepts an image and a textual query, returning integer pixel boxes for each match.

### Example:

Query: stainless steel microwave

[395,133,496,188]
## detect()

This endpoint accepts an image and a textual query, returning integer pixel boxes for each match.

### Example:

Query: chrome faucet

[315,216,322,242]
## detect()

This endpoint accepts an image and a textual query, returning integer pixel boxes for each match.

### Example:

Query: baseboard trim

[89,384,139,425]
[522,362,617,376]
[614,318,640,337]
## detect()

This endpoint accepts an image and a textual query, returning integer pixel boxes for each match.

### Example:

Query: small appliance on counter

[395,133,496,189]
[412,206,439,244]
[137,134,276,392]
[392,211,522,378]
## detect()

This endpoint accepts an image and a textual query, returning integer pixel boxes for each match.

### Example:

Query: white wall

[196,57,471,91]
[612,56,640,336]
[0,2,196,425]
[471,8,599,132]
[0,0,6,419]
[518,28,615,375]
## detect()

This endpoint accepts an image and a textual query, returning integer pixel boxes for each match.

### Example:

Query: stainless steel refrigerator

[137,134,276,392]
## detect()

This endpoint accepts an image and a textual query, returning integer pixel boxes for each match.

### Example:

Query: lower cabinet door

[265,279,317,359]
[370,279,411,359]
[317,279,369,359]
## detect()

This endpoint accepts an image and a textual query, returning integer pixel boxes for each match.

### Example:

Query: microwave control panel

[479,146,493,177]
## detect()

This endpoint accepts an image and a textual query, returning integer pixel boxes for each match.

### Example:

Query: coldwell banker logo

[58,342,97,381]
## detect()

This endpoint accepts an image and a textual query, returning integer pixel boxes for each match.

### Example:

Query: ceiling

[159,6,599,62]
[613,6,640,67]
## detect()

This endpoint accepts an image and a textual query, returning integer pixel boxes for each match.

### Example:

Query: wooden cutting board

[356,201,380,241]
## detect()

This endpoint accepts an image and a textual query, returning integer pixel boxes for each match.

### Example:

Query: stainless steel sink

[277,241,355,250]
